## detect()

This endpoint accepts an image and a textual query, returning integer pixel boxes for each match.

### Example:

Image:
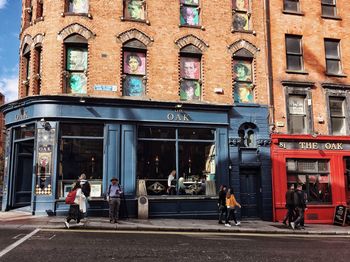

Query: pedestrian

[79,173,91,217]
[225,188,241,227]
[291,184,307,230]
[64,181,86,229]
[218,185,227,224]
[282,184,295,227]
[106,177,123,223]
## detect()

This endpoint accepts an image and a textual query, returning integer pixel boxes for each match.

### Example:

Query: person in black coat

[282,184,295,227]
[291,184,307,229]
[218,185,227,224]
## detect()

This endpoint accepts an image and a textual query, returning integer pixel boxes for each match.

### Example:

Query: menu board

[333,205,347,226]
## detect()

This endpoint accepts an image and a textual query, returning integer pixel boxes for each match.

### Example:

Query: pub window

[238,123,256,147]
[283,0,300,12]
[63,34,88,94]
[122,39,147,96]
[329,96,347,135]
[58,124,104,199]
[285,35,303,71]
[321,0,337,17]
[180,0,200,27]
[287,159,331,204]
[137,127,216,196]
[36,0,43,19]
[33,44,42,95]
[123,0,147,21]
[179,44,202,101]
[288,94,309,134]
[66,0,89,14]
[324,39,342,75]
[22,44,31,97]
[232,0,250,31]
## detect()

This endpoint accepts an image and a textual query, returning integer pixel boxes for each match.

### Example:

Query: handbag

[65,189,77,204]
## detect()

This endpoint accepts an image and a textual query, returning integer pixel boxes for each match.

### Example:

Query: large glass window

[285,35,303,71]
[321,0,337,17]
[288,94,308,134]
[287,159,331,204]
[283,0,300,12]
[137,127,216,196]
[329,96,347,135]
[325,39,342,75]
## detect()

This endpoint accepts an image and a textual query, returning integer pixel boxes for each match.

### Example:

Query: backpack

[65,189,77,204]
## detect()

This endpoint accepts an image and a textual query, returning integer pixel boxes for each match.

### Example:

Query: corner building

[1,0,271,220]
[269,0,350,223]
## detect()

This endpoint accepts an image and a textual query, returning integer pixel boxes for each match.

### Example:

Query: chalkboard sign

[333,205,347,226]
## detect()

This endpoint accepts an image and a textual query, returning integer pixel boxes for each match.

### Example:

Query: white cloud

[0,75,18,103]
[0,0,7,9]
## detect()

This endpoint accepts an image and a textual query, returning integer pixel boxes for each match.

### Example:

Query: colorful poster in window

[67,47,87,71]
[233,60,252,81]
[125,0,145,20]
[124,51,146,75]
[123,76,144,96]
[180,80,201,101]
[234,0,248,10]
[180,6,199,26]
[234,83,254,103]
[180,0,199,5]
[180,57,200,79]
[69,73,87,94]
[69,0,89,13]
[233,13,249,31]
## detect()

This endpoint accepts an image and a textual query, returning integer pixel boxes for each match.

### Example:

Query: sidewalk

[1,211,350,235]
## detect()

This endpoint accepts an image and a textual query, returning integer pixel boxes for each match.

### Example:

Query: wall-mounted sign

[94,85,117,91]
[278,141,345,151]
[166,112,190,122]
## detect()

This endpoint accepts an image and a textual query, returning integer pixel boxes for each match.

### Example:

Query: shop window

[14,124,35,140]
[36,0,43,19]
[63,34,88,94]
[123,0,147,21]
[232,0,250,32]
[321,0,337,17]
[329,96,347,135]
[58,123,104,199]
[283,0,300,12]
[180,0,200,27]
[287,94,310,134]
[285,35,304,71]
[324,39,342,75]
[66,0,89,14]
[122,39,147,96]
[238,123,256,147]
[33,44,42,95]
[286,159,331,204]
[22,44,31,97]
[179,45,202,101]
[137,127,216,196]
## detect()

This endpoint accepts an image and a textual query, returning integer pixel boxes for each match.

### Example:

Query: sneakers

[290,222,295,230]
[64,221,70,229]
[235,222,241,226]
[224,223,232,227]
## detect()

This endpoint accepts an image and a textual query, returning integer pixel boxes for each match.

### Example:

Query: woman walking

[64,181,86,229]
[225,188,241,227]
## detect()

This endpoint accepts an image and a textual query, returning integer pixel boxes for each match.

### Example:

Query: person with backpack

[106,177,123,223]
[291,184,307,230]
[64,181,87,229]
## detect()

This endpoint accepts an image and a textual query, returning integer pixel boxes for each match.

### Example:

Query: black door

[240,169,261,218]
[13,140,34,208]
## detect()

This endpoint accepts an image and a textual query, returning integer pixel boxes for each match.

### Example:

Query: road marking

[0,229,40,259]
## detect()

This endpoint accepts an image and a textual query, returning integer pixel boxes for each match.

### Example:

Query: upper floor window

[285,35,303,71]
[124,0,146,21]
[33,44,42,95]
[232,0,250,31]
[324,39,342,75]
[122,39,147,96]
[64,34,88,94]
[329,96,347,135]
[22,44,31,96]
[283,0,300,12]
[179,45,202,101]
[36,0,43,19]
[180,0,200,27]
[321,0,337,17]
[24,0,33,28]
[67,0,89,14]
[238,123,257,148]
[288,94,310,134]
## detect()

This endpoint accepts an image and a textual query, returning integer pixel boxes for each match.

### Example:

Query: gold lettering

[325,143,331,150]
[279,142,286,149]
[312,142,318,149]
[183,114,189,121]
[175,114,182,121]
[299,142,306,149]
[337,143,343,150]
[167,113,174,121]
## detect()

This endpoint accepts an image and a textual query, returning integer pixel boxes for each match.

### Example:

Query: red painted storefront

[271,134,350,224]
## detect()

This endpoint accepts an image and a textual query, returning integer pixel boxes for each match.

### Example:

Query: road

[0,229,350,262]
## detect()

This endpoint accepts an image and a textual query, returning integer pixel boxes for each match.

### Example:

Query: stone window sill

[286,70,309,75]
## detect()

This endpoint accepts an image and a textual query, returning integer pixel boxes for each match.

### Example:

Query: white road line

[0,228,40,259]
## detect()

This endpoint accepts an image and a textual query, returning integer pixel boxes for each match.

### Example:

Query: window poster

[233,13,249,31]
[289,96,305,114]
[234,0,248,10]
[124,51,146,75]
[67,47,88,71]
[123,75,144,96]
[69,0,89,13]
[125,0,145,20]
[180,0,199,5]
[180,80,201,101]
[180,6,199,26]
[233,60,252,81]
[69,73,87,94]
[180,57,200,79]
[234,83,254,103]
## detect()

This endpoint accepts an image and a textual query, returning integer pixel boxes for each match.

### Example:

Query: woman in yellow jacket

[225,188,241,227]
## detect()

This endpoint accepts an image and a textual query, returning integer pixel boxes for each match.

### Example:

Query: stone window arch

[238,122,257,148]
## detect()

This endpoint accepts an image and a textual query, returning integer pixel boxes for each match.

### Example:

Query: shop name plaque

[279,141,345,150]
[166,112,190,122]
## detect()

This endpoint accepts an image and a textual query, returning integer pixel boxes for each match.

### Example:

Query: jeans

[225,208,237,224]
[294,207,305,227]
[109,198,121,221]
[283,205,295,225]
[218,205,227,222]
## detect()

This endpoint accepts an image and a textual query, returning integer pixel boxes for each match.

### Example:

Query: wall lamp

[40,118,52,131]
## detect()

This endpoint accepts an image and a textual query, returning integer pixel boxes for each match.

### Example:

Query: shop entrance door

[12,140,34,208]
[240,168,261,218]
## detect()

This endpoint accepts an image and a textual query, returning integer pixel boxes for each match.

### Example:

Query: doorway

[239,168,261,218]
[12,140,34,208]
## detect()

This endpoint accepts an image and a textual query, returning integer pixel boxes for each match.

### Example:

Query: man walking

[106,177,123,223]
[282,184,295,227]
[218,185,227,224]
[291,184,307,230]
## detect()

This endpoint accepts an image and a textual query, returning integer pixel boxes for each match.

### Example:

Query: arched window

[233,48,254,103]
[180,0,200,27]
[64,34,88,94]
[22,44,31,96]
[238,123,257,148]
[66,0,89,14]
[123,0,147,21]
[179,44,202,101]
[122,39,147,96]
[33,44,42,95]
[232,0,251,32]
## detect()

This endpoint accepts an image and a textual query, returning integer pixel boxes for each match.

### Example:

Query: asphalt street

[1,229,350,262]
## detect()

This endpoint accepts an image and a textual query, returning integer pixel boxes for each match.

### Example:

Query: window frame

[321,0,338,18]
[64,0,90,16]
[285,34,304,72]
[324,38,343,76]
[232,0,252,33]
[179,0,201,29]
[33,44,42,95]
[35,0,44,20]
[122,0,149,24]
[326,90,350,135]
[283,0,301,14]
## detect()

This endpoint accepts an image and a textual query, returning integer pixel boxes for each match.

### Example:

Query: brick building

[269,0,350,223]
[1,0,271,219]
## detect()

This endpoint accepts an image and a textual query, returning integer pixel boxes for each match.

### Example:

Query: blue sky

[0,0,21,102]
